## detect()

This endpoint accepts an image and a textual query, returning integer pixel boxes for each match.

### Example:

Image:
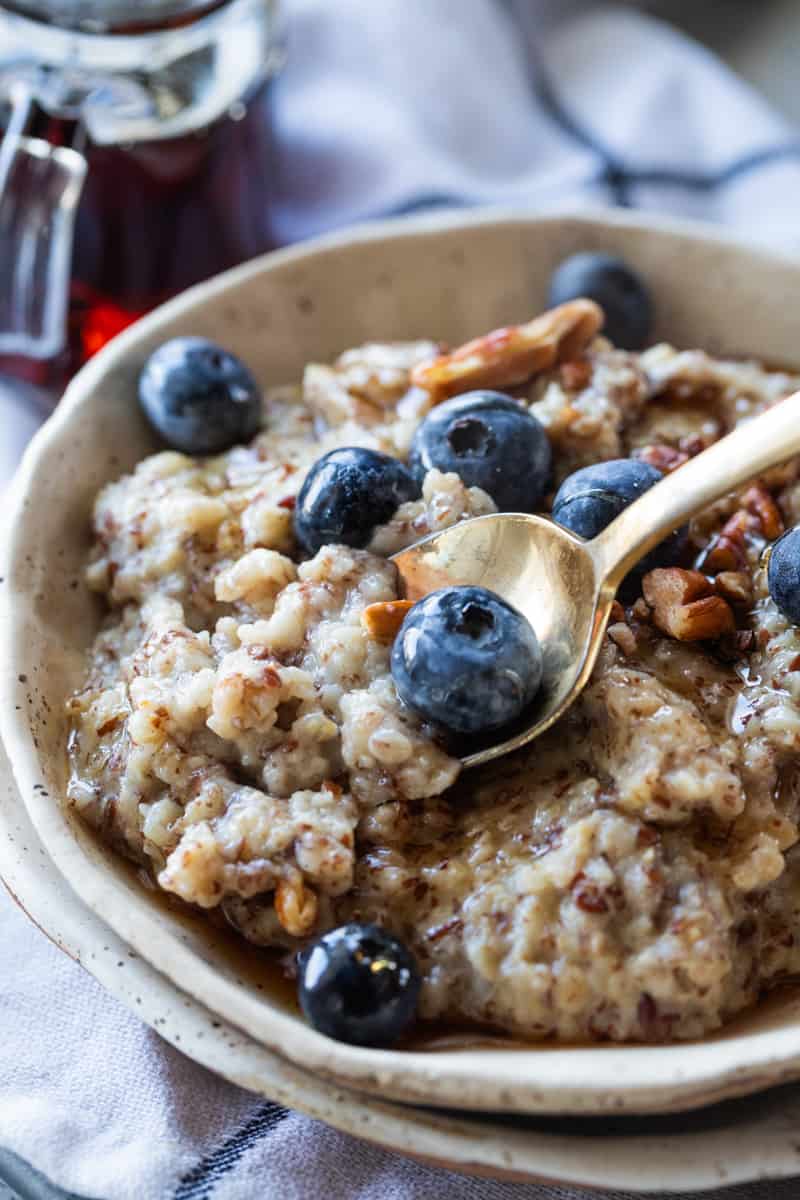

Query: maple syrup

[0,0,282,390]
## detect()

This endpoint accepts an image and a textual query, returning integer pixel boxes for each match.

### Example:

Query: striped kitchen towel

[3,2,800,1198]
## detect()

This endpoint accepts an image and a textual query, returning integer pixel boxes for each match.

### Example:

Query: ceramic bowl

[5,209,800,1117]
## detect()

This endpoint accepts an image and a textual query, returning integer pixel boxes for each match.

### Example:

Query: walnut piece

[275,876,318,937]
[643,568,735,641]
[361,599,414,641]
[410,300,604,403]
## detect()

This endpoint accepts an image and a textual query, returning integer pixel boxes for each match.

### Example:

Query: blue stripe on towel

[534,63,800,199]
[628,141,800,190]
[173,1103,289,1200]
[380,192,476,216]
[532,63,633,205]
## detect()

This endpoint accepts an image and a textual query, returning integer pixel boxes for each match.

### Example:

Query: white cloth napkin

[4,2,800,1197]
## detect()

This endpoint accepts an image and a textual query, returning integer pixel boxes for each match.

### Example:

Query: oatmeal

[67,306,800,1043]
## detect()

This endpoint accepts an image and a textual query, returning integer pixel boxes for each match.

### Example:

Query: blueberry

[391,586,543,735]
[409,391,551,513]
[548,253,653,350]
[294,447,418,555]
[298,923,421,1046]
[138,337,262,455]
[552,458,685,571]
[768,527,800,624]
[553,459,661,539]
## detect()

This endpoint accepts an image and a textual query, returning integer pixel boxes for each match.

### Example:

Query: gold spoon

[393,389,800,768]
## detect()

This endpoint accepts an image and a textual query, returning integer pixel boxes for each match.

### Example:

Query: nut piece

[700,483,784,574]
[630,597,652,623]
[643,568,735,641]
[606,601,636,654]
[275,876,318,938]
[608,622,637,656]
[361,599,414,641]
[714,570,754,608]
[699,515,749,574]
[559,358,593,392]
[410,300,604,403]
[635,444,690,474]
[742,484,784,541]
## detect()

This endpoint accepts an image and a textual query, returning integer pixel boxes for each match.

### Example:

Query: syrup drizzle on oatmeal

[90,829,800,1052]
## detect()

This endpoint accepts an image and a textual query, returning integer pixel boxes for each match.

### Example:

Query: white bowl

[5,208,800,1116]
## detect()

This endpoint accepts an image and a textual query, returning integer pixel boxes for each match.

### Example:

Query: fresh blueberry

[552,458,685,571]
[768,527,800,624]
[294,447,418,555]
[552,459,661,539]
[408,390,552,512]
[548,253,653,350]
[298,923,421,1046]
[391,585,543,735]
[138,336,262,455]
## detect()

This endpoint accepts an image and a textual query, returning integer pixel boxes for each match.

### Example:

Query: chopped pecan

[634,444,690,474]
[275,876,318,938]
[742,484,784,540]
[410,300,604,403]
[608,622,637,656]
[699,510,751,574]
[643,568,735,641]
[559,358,592,392]
[609,600,625,623]
[630,597,652,623]
[361,599,414,641]
[701,484,784,575]
[713,570,753,608]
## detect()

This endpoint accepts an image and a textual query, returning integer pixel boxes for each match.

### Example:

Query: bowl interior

[6,210,800,1114]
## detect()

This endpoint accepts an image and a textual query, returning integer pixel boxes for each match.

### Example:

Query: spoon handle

[590,389,800,587]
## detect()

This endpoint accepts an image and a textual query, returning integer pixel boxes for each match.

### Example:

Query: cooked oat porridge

[66,275,800,1045]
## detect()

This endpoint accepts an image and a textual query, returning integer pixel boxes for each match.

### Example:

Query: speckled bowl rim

[6,207,800,1117]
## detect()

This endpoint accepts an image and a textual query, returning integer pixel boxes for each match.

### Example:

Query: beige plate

[6,209,800,1117]
[5,737,800,1195]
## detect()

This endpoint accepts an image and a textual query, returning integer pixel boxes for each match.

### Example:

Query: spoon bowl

[392,513,610,767]
[394,387,800,767]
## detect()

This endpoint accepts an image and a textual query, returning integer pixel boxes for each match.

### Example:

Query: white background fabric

[3,2,800,1196]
